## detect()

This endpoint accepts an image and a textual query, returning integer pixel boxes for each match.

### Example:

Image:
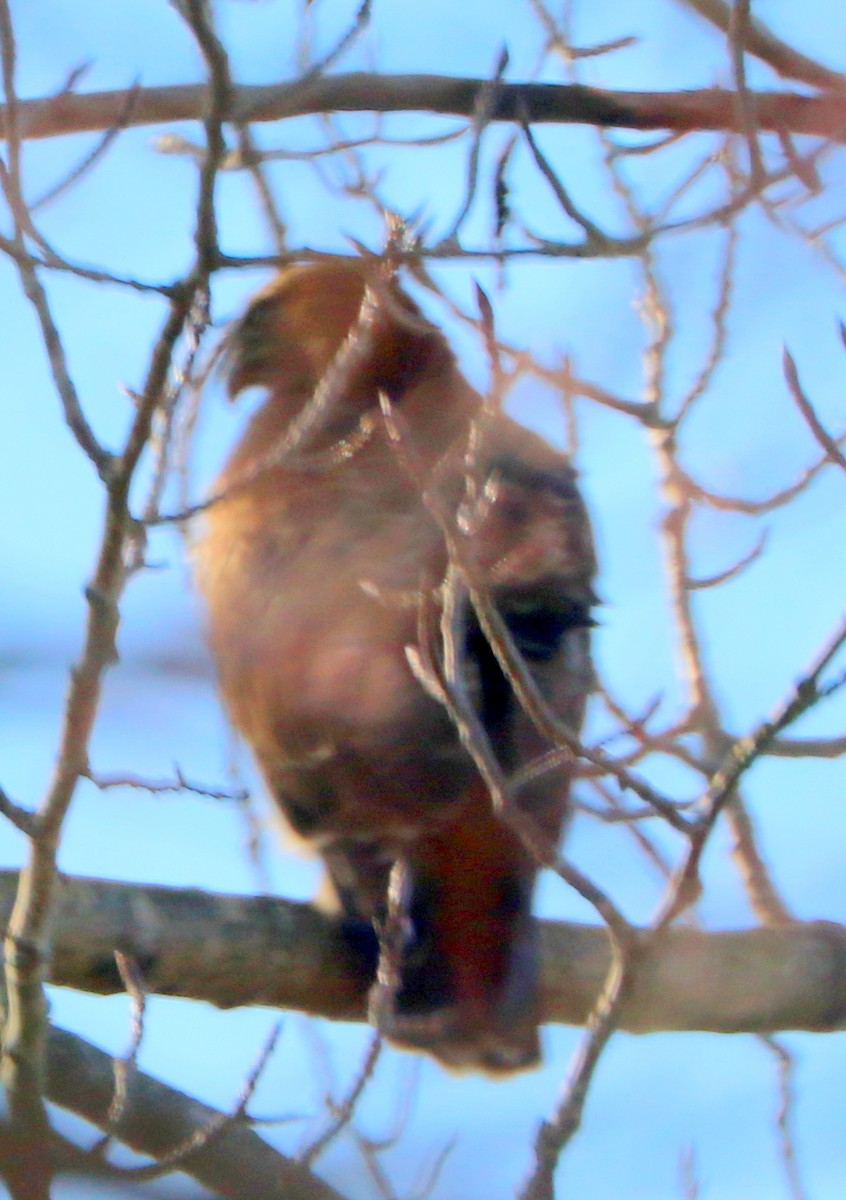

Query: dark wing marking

[464,591,593,733]
[486,451,581,501]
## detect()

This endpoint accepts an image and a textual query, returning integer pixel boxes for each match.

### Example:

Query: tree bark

[6,871,844,1035]
[2,75,845,145]
[43,1024,346,1200]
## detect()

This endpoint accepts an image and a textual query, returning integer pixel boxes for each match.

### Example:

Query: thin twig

[0,787,37,838]
[0,4,111,478]
[29,82,141,212]
[702,617,846,805]
[686,530,768,590]
[294,0,373,90]
[674,219,738,425]
[85,766,249,803]
[729,0,766,190]
[679,0,846,92]
[89,952,148,1156]
[299,1032,383,1168]
[678,441,845,513]
[442,46,511,244]
[758,1035,809,1200]
[656,614,846,927]
[519,937,635,1200]
[102,1022,284,1182]
[519,107,611,246]
[783,346,846,472]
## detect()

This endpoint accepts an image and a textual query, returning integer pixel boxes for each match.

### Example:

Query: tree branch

[8,872,846,1036]
[2,75,846,145]
[679,0,846,93]
[44,1024,345,1200]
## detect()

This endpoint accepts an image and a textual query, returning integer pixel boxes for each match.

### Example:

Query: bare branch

[686,529,768,590]
[176,0,231,273]
[0,0,233,1168]
[45,1023,343,1200]
[89,952,148,1157]
[700,615,846,810]
[528,0,637,62]
[679,0,846,92]
[0,787,37,838]
[300,1033,383,1168]
[103,1021,283,1183]
[518,111,613,247]
[678,445,843,514]
[783,346,846,472]
[759,1035,809,1200]
[299,0,373,84]
[678,1146,702,1200]
[728,0,765,189]
[0,4,114,480]
[674,219,737,424]
[85,765,248,803]
[1,292,198,1184]
[29,82,141,212]
[524,355,652,419]
[2,872,842,1036]
[441,46,510,244]
[655,614,846,927]
[762,734,846,758]
[4,75,846,144]
[520,940,631,1200]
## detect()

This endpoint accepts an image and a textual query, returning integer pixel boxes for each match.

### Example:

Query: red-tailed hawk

[194,261,595,1072]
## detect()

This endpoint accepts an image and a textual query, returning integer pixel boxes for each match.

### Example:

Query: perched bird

[194,260,595,1072]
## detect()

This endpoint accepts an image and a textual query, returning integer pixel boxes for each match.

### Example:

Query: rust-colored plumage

[194,261,595,1072]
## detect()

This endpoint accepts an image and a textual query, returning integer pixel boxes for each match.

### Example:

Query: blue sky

[2,1,846,1197]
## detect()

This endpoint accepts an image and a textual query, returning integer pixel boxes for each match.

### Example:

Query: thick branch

[11,872,846,1036]
[2,75,846,144]
[44,1024,344,1200]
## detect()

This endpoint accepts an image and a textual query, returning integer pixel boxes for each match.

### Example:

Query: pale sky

[2,2,846,1197]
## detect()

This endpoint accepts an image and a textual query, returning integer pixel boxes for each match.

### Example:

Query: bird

[193,259,596,1073]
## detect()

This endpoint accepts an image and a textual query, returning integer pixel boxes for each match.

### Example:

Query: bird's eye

[501,599,593,662]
